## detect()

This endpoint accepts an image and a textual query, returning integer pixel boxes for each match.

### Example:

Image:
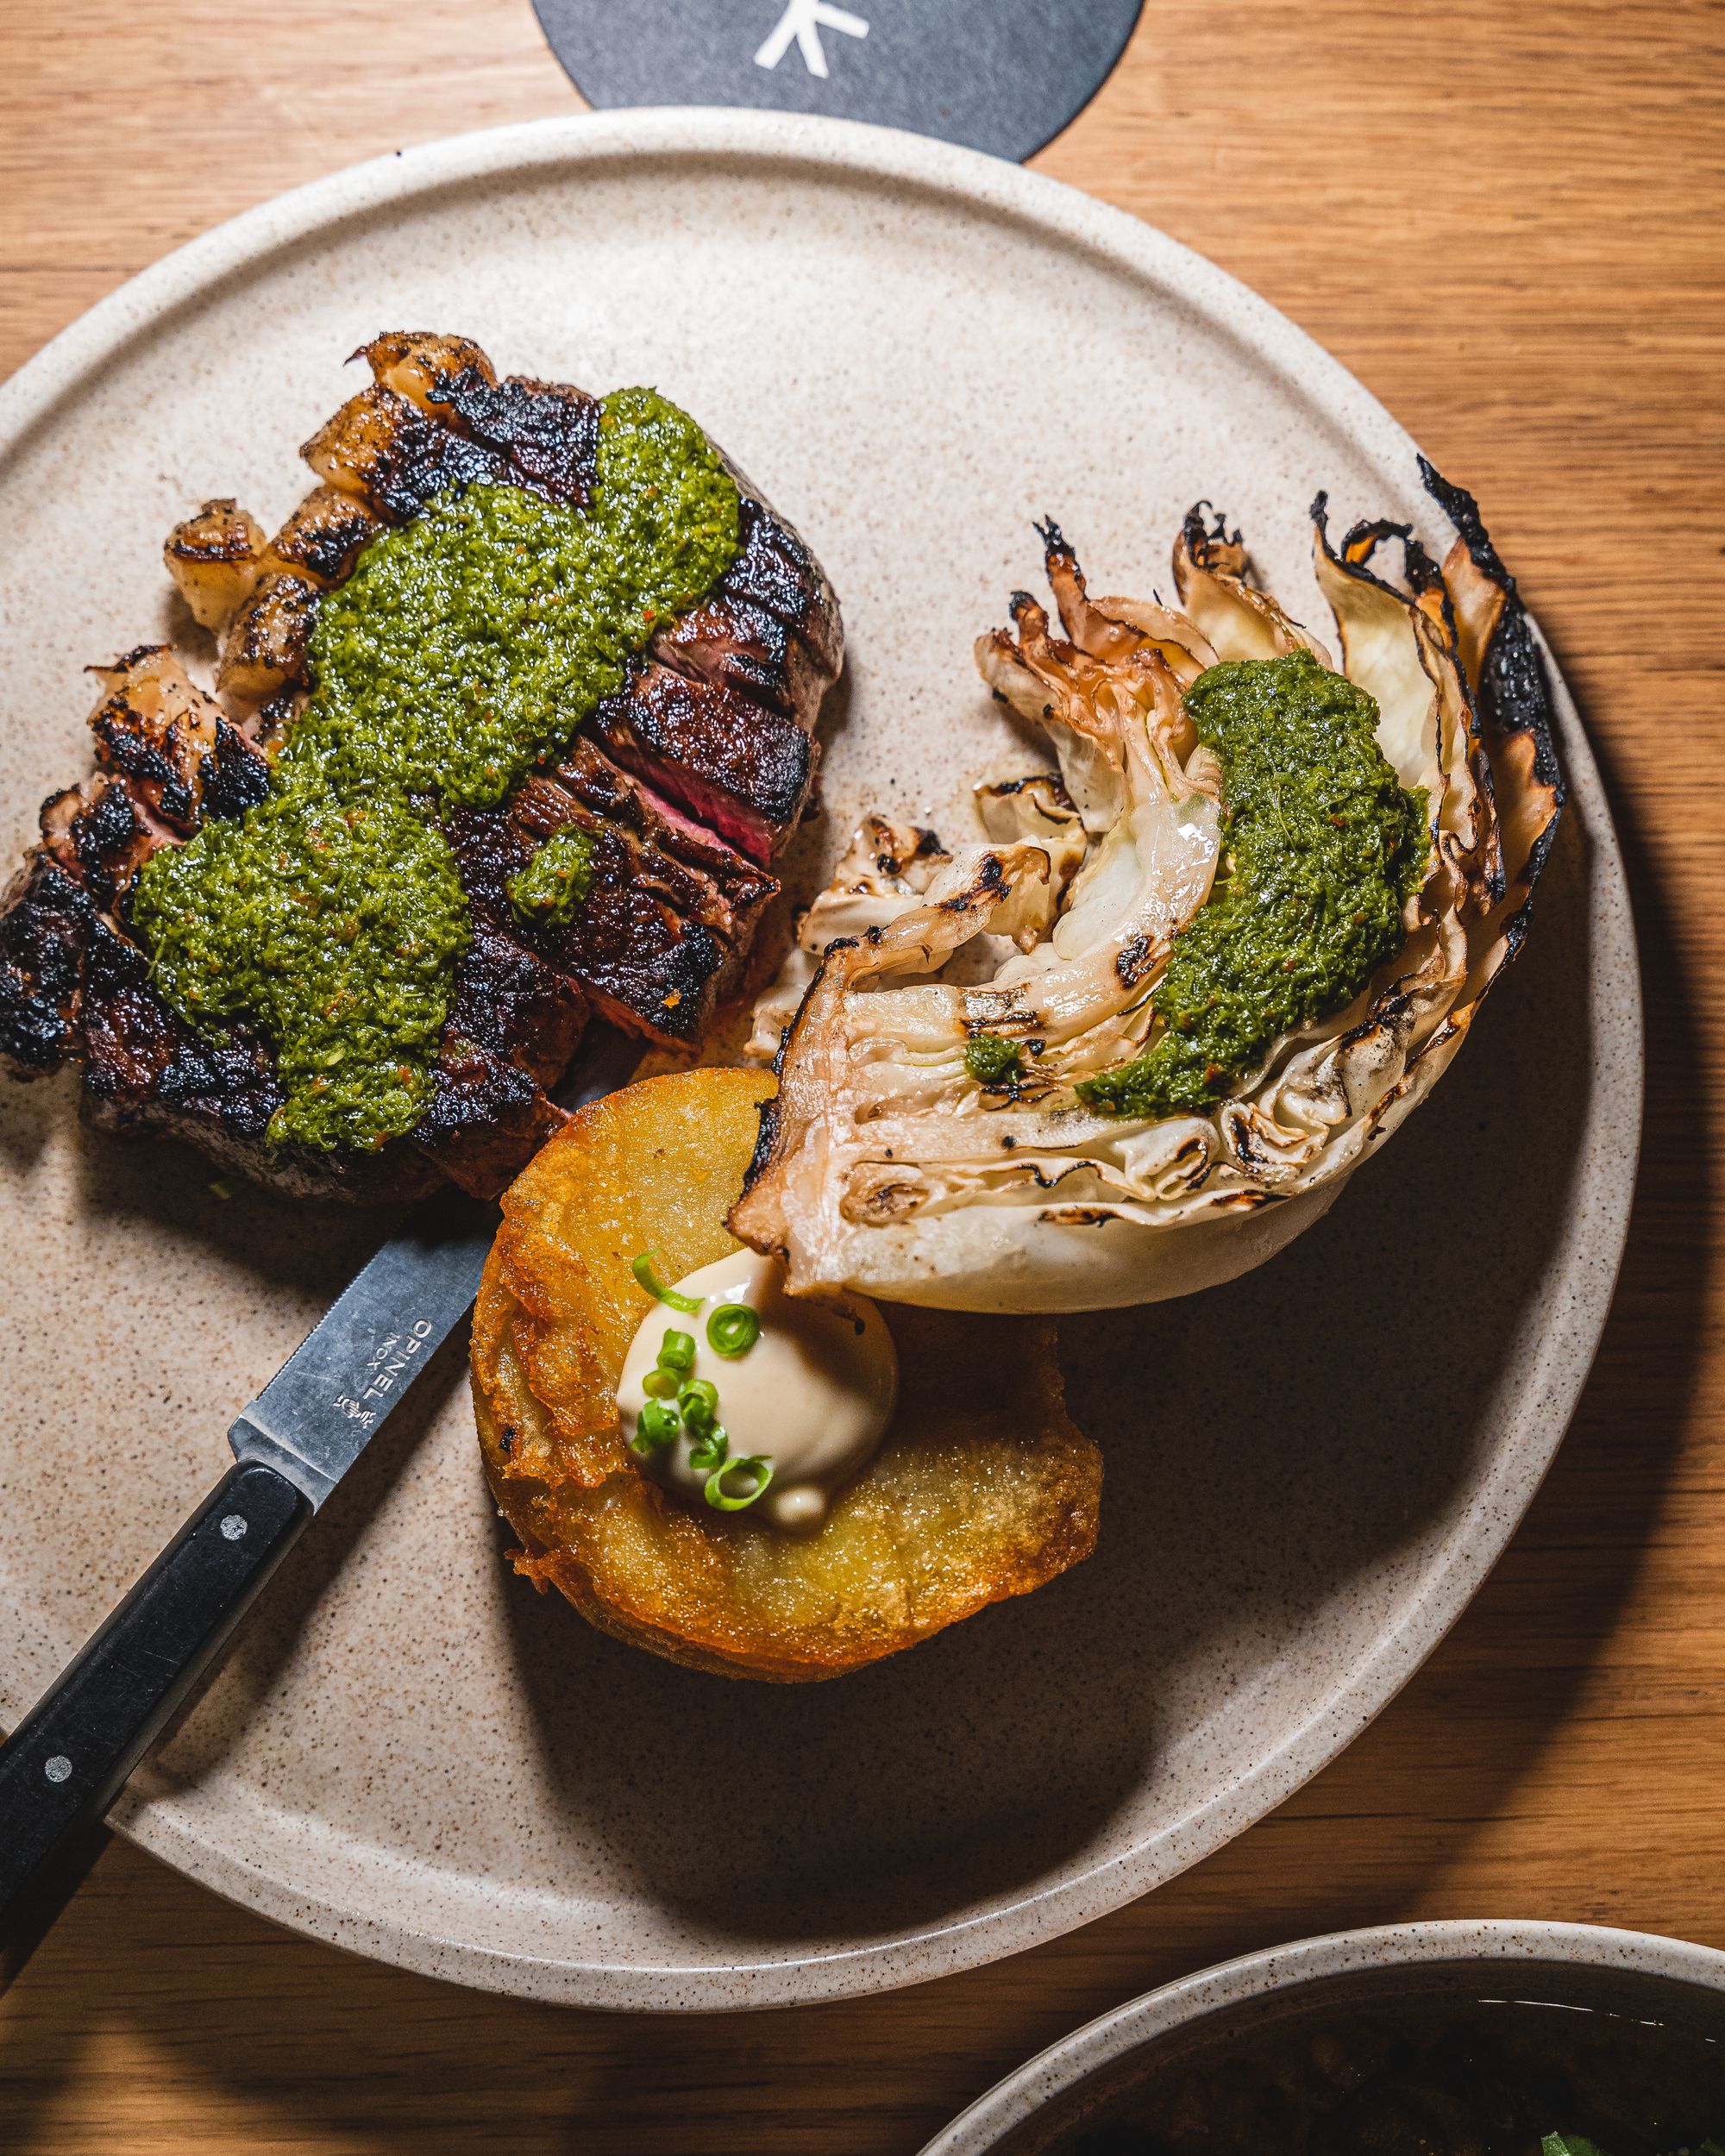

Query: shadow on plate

[131,1321,476,1803]
[58,744,1682,1990]
[0,712,1703,2148]
[69,1110,392,1309]
[477,801,1618,1956]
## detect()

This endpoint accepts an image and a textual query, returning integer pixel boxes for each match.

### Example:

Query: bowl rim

[919,1920,1725,2153]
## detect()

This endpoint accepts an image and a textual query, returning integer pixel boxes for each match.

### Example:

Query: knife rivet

[220,1514,248,1541]
[44,1755,72,1783]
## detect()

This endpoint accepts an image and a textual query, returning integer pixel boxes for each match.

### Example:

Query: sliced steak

[446,738,775,1049]
[650,493,842,717]
[1,331,838,1203]
[410,915,588,1200]
[0,854,94,1076]
[588,661,814,865]
[353,342,844,862]
[552,739,779,985]
[78,906,445,1203]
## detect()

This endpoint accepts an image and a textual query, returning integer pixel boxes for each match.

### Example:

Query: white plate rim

[0,107,1645,2009]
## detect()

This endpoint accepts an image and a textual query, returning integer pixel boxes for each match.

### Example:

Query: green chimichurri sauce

[1079,649,1428,1124]
[507,826,596,925]
[964,1031,1025,1089]
[131,388,740,1152]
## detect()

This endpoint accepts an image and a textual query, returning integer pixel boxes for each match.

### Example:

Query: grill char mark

[611,496,842,858]
[216,573,321,706]
[710,492,843,671]
[411,914,589,1200]
[65,782,153,911]
[87,646,272,833]
[446,739,774,1049]
[650,496,842,718]
[77,906,444,1203]
[0,855,94,1075]
[360,332,602,511]
[304,385,522,524]
[264,486,383,587]
[310,335,601,523]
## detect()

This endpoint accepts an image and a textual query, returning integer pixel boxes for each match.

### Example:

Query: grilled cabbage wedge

[471,1067,1100,1681]
[733,466,1564,1313]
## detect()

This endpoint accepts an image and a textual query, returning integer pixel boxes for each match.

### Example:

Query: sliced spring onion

[632,1399,681,1454]
[688,1424,729,1473]
[706,1303,761,1358]
[677,1377,720,1435]
[657,1328,696,1373]
[631,1251,703,1313]
[642,1367,680,1400]
[706,1454,775,1512]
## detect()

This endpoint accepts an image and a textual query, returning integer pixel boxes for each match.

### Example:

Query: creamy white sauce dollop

[615,1249,897,1534]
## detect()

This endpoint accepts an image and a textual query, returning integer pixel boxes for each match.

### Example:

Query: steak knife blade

[0,1022,641,1985]
[225,1189,497,1507]
[227,1023,641,1505]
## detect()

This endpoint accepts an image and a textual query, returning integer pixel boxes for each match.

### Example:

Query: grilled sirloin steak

[0,333,841,1202]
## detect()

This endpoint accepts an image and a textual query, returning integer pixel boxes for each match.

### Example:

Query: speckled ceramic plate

[0,111,1640,2009]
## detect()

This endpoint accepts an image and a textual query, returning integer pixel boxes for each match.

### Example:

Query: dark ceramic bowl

[920,1921,1725,2155]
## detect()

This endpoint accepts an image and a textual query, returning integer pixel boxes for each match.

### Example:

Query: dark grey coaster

[532,0,1144,164]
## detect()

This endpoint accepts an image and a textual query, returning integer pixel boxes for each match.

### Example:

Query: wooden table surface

[1,1,1721,2147]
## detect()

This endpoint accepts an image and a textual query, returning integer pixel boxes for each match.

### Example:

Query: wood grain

[2,0,1722,2147]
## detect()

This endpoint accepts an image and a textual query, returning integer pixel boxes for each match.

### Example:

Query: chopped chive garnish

[631,1251,703,1313]
[706,1303,761,1358]
[657,1328,696,1372]
[688,1424,729,1473]
[706,1454,774,1512]
[630,1300,776,1513]
[677,1377,719,1434]
[632,1399,681,1454]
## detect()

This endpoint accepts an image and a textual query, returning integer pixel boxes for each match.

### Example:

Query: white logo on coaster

[755,0,869,79]
[535,0,1141,165]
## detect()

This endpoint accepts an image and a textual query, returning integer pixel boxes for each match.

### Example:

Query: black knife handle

[0,1459,309,1984]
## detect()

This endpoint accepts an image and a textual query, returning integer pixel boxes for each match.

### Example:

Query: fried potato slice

[471,1067,1101,1681]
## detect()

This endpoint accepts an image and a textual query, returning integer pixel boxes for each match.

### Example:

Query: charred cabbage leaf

[732,476,1564,1313]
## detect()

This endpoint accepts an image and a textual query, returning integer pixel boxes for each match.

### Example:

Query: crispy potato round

[471,1067,1101,1681]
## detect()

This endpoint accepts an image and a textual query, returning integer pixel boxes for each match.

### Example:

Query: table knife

[0,1024,640,1985]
